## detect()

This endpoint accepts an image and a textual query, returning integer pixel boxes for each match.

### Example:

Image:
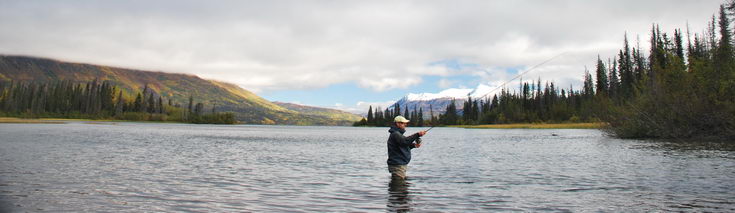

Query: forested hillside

[0,56,360,125]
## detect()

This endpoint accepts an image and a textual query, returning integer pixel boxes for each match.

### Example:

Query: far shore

[1,117,605,129]
[0,117,124,124]
[0,117,238,125]
[451,122,606,129]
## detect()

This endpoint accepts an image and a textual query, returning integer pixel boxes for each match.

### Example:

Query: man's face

[396,122,408,130]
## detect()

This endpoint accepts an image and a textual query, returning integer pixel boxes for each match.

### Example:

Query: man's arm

[403,131,427,149]
[392,132,416,148]
[405,130,427,144]
[405,133,420,143]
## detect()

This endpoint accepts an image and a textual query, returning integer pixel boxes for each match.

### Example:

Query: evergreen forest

[357,4,735,141]
[0,80,236,124]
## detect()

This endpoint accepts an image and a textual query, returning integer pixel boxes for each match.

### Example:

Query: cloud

[0,0,723,94]
[319,99,397,115]
[437,78,456,89]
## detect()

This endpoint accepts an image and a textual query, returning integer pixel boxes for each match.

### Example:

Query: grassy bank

[0,117,180,124]
[452,122,606,129]
[0,117,78,124]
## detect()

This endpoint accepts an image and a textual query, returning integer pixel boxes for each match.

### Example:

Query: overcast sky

[0,0,724,113]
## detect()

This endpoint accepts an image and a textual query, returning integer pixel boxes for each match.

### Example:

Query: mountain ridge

[389,84,498,117]
[0,55,361,125]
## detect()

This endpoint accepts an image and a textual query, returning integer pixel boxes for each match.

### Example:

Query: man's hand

[415,142,422,148]
[418,130,427,136]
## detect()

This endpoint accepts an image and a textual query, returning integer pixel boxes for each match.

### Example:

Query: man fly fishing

[387,115,428,180]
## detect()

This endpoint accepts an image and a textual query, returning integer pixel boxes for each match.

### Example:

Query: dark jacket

[386,125,420,165]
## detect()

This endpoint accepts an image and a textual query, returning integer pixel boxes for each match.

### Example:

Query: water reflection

[631,140,735,159]
[387,178,412,212]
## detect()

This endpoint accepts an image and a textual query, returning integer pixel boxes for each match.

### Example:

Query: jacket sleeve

[392,132,420,148]
[407,133,420,149]
[405,133,420,144]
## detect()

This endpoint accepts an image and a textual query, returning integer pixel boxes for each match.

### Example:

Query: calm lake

[1,122,734,212]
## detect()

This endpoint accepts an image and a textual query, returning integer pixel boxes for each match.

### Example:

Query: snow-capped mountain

[389,84,499,117]
[403,88,474,101]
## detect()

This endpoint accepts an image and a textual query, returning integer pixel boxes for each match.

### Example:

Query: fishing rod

[416,126,434,145]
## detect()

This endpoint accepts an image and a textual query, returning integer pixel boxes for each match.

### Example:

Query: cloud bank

[0,0,722,95]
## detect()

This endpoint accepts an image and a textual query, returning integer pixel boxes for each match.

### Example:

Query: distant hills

[0,55,361,125]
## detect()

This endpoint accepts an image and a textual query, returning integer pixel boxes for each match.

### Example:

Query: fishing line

[475,52,568,101]
[409,52,565,148]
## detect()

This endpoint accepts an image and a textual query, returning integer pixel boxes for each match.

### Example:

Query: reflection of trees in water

[387,178,412,212]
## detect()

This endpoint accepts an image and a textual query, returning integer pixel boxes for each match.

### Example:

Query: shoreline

[451,122,606,129]
[0,117,181,124]
[1,117,604,129]
[0,117,83,124]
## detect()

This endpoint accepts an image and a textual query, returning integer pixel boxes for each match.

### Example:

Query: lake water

[1,122,734,212]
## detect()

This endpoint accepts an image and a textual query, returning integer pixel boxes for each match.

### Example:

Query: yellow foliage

[453,122,606,129]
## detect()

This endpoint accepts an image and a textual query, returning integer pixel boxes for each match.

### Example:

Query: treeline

[356,79,598,127]
[0,80,236,124]
[353,104,427,127]
[356,3,735,140]
[602,4,735,140]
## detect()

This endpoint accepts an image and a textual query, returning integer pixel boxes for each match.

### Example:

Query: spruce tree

[404,107,409,122]
[619,34,635,99]
[595,56,609,96]
[367,105,373,125]
[583,68,595,98]
[147,93,155,113]
[115,91,124,116]
[444,99,458,125]
[609,58,620,99]
[134,93,143,112]
[394,103,401,117]
[674,29,685,60]
[714,4,735,100]
[471,99,480,122]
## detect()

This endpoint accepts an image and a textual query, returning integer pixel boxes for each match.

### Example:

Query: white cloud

[357,76,422,92]
[333,100,398,115]
[0,0,723,94]
[437,78,456,89]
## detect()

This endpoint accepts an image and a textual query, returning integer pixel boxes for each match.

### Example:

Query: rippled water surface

[1,122,735,212]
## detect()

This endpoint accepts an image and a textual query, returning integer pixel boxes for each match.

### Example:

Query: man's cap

[394,116,410,123]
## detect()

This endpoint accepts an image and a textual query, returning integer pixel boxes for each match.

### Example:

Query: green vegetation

[600,5,735,140]
[453,123,605,129]
[356,83,600,128]
[354,103,427,127]
[0,56,360,125]
[0,80,236,124]
[273,102,362,126]
[359,3,735,141]
[0,117,66,124]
